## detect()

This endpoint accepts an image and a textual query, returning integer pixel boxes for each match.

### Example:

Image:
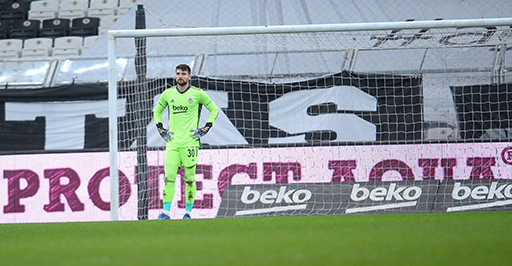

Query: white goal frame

[107,17,512,221]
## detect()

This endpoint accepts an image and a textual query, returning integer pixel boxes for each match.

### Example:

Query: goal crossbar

[108,18,512,39]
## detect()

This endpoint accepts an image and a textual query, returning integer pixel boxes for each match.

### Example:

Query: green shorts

[164,146,199,183]
[165,146,199,168]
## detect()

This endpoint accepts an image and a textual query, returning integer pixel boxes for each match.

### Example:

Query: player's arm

[190,92,219,139]
[154,92,173,141]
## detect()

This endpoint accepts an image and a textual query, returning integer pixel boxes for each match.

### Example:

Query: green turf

[1,211,511,265]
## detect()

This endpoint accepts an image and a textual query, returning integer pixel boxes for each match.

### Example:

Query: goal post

[107,18,512,221]
[108,18,512,38]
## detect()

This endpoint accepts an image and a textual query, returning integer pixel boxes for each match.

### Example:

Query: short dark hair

[176,64,191,74]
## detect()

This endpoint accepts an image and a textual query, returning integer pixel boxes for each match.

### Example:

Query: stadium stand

[0,0,126,62]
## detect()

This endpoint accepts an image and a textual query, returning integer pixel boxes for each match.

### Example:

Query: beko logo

[235,186,312,216]
[452,182,512,200]
[172,105,188,112]
[446,182,512,212]
[345,183,423,214]
[241,186,312,204]
[350,183,422,201]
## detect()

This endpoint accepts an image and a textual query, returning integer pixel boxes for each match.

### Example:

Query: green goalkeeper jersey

[154,85,219,148]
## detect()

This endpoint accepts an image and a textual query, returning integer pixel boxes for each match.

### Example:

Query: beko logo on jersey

[172,105,188,112]
[350,183,422,202]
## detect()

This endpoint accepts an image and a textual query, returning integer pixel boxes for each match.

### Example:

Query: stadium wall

[2,142,512,223]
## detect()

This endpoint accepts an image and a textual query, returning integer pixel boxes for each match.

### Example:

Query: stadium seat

[28,1,59,20]
[22,37,53,58]
[9,19,40,40]
[88,0,118,17]
[0,19,11,39]
[70,17,100,37]
[0,1,30,20]
[52,36,83,57]
[0,38,23,58]
[82,35,99,51]
[40,18,71,38]
[98,15,118,35]
[58,0,89,19]
[118,0,138,15]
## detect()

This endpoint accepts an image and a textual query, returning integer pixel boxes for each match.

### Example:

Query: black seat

[0,1,30,20]
[40,18,70,38]
[70,17,100,37]
[10,19,39,39]
[0,19,11,39]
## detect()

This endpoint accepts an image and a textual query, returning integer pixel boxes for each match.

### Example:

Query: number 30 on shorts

[187,148,196,157]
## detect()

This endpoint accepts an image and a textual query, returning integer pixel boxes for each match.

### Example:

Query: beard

[177,79,188,86]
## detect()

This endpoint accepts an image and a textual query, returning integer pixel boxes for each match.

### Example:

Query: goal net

[108,18,512,220]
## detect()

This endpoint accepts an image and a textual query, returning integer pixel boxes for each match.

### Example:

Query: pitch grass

[1,211,511,265]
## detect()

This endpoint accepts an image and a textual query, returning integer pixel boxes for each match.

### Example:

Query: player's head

[176,64,191,75]
[176,64,192,86]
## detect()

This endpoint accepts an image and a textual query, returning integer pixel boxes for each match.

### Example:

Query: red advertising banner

[2,142,512,223]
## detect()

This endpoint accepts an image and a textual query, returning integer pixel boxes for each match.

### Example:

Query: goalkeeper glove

[156,123,173,142]
[190,122,213,139]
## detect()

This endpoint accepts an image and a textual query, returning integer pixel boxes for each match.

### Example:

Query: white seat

[88,0,118,17]
[99,15,119,28]
[58,0,89,19]
[83,35,99,51]
[0,39,23,58]
[118,0,138,15]
[99,15,119,35]
[53,36,83,57]
[22,38,54,58]
[28,1,59,20]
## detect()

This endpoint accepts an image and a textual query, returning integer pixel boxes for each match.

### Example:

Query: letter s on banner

[268,86,377,144]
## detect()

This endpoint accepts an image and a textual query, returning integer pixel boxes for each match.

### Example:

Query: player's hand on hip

[190,122,213,139]
[156,123,173,142]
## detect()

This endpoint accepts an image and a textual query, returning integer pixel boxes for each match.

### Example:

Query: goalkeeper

[154,64,219,220]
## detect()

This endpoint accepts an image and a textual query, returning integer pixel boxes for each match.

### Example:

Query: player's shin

[184,181,196,213]
[162,180,175,215]
[183,165,197,214]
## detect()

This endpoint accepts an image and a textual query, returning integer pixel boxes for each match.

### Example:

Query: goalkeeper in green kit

[154,64,219,220]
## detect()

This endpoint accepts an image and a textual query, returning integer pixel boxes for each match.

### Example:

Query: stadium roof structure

[79,0,511,82]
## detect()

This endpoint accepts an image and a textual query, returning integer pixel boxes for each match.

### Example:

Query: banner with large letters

[1,142,512,223]
[0,72,422,152]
